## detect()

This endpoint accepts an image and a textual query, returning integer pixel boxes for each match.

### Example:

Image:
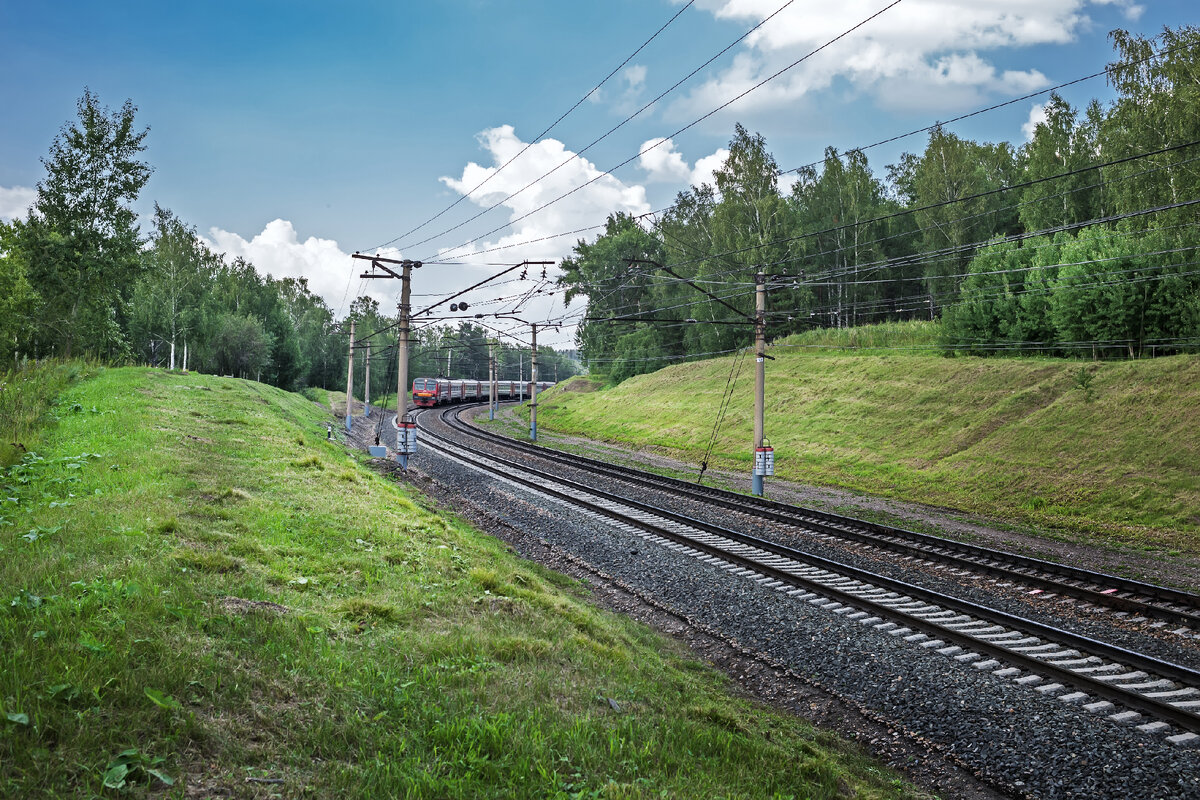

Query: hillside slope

[538,353,1200,553]
[0,367,922,799]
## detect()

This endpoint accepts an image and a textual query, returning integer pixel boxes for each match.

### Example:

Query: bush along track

[0,367,926,799]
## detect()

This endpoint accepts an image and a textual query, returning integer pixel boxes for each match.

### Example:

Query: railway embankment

[0,366,928,798]
[532,352,1200,560]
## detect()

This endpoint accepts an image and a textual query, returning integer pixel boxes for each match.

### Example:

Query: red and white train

[411,378,555,408]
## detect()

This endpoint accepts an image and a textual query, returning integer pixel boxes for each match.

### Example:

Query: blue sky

[0,0,1193,348]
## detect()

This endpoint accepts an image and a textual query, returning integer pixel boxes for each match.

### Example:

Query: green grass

[0,366,923,799]
[0,360,100,467]
[774,320,943,355]
[537,324,1200,555]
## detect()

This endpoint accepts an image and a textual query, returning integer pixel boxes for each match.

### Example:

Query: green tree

[1101,26,1200,236]
[131,205,214,368]
[210,313,274,379]
[892,127,1019,310]
[23,89,152,358]
[1050,227,1199,357]
[0,222,41,366]
[558,212,666,376]
[1019,93,1101,233]
[940,237,1028,354]
[791,148,901,329]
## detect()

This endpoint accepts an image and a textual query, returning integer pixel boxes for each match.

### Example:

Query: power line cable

[366,0,697,253]
[395,0,801,256]
[698,346,749,484]
[388,37,1191,270]
[778,38,1198,176]
[427,0,906,263]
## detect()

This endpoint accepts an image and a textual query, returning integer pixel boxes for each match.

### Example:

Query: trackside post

[530,323,538,442]
[752,272,767,497]
[344,317,355,432]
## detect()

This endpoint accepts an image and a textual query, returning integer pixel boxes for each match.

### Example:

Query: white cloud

[0,185,36,221]
[666,1,1119,117]
[1094,0,1143,21]
[435,126,654,332]
[203,219,403,314]
[439,125,651,266]
[624,64,647,93]
[638,138,694,183]
[691,147,731,189]
[1022,102,1049,141]
[638,137,730,189]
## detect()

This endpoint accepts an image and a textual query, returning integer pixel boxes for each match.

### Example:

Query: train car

[414,377,496,407]
[412,377,440,407]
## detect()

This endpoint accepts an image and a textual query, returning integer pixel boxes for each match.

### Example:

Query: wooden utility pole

[344,317,355,432]
[353,253,420,468]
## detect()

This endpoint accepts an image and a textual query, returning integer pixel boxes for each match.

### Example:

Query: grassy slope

[538,350,1200,554]
[0,367,920,799]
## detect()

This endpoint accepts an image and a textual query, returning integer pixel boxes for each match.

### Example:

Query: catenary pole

[489,341,497,421]
[530,323,538,441]
[396,260,413,468]
[364,340,371,417]
[752,273,766,497]
[344,317,355,432]
[351,253,420,468]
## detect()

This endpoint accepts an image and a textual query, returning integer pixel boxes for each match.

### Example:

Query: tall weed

[775,320,942,354]
[0,360,96,466]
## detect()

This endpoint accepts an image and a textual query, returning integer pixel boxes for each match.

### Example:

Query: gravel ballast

[356,407,1200,799]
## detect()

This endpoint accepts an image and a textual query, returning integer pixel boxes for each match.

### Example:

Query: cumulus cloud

[434,126,654,329]
[439,125,651,266]
[624,64,647,93]
[638,138,731,190]
[1094,0,1143,21]
[666,0,1121,117]
[203,219,402,313]
[638,138,695,183]
[0,185,36,221]
[691,147,732,190]
[1022,102,1049,141]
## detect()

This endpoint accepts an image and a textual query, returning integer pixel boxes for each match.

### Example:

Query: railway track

[438,406,1200,635]
[408,404,1200,745]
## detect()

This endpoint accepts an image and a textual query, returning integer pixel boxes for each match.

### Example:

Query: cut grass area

[1,367,922,798]
[537,332,1200,555]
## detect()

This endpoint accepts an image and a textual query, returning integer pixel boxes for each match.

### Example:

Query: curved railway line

[410,404,1200,746]
[439,407,1200,635]
[354,400,1200,796]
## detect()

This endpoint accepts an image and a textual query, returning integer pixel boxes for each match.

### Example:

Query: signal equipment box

[395,417,418,455]
[753,446,775,477]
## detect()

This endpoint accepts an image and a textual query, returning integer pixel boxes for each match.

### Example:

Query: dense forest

[560,27,1200,381]
[3,27,1197,391]
[0,94,579,396]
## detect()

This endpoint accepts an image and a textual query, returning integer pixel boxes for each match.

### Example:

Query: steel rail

[446,409,1200,628]
[420,409,1200,735]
